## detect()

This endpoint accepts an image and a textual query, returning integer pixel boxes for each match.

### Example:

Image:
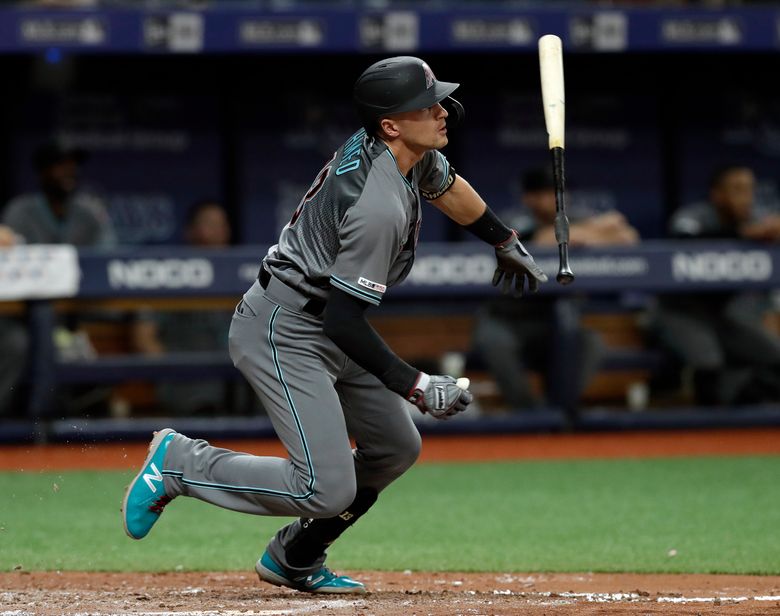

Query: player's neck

[383,139,425,176]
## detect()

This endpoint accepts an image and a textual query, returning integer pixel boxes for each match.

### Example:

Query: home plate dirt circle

[2,571,779,615]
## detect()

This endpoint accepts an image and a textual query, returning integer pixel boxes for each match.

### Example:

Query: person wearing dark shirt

[472,168,639,411]
[650,165,780,405]
[132,201,235,415]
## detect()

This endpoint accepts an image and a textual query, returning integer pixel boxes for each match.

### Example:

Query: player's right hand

[406,373,473,419]
[493,230,548,296]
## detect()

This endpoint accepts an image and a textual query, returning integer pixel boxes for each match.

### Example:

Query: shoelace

[148,495,172,514]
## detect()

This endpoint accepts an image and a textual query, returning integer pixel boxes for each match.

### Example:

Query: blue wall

[2,52,779,244]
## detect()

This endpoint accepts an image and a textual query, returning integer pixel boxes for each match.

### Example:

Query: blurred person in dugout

[471,167,640,411]
[648,164,780,405]
[131,200,242,416]
[3,139,115,247]
[0,139,116,415]
[0,227,29,416]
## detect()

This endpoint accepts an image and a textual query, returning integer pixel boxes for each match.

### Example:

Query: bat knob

[556,269,575,285]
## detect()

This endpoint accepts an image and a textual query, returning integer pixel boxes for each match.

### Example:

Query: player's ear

[379,117,400,139]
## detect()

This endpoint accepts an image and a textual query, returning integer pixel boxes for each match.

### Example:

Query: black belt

[258,268,327,317]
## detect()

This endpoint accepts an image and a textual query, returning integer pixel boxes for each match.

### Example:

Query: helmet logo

[421,62,435,89]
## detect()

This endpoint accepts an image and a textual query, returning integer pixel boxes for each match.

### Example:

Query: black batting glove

[493,231,548,297]
[406,373,473,419]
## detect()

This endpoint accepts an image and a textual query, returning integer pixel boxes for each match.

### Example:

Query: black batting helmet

[353,56,464,134]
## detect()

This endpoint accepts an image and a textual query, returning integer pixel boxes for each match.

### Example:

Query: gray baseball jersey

[264,128,454,304]
[669,201,777,239]
[161,128,453,576]
[2,192,116,246]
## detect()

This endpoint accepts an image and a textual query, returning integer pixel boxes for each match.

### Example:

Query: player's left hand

[493,231,548,296]
[407,373,473,420]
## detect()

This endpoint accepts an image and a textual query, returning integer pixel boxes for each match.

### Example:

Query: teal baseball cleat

[255,550,367,594]
[121,428,177,540]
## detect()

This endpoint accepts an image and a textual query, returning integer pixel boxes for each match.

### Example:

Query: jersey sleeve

[330,193,404,306]
[417,150,456,201]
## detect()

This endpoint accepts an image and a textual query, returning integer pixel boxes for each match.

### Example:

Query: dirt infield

[2,570,779,615]
[2,428,779,614]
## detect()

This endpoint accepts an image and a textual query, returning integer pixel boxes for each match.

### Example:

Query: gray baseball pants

[161,276,421,573]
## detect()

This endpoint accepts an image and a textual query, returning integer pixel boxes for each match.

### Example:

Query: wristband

[463,206,514,246]
[406,372,430,404]
[495,229,518,249]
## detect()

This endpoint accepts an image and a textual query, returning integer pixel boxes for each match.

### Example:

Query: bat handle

[554,209,569,245]
[551,147,575,285]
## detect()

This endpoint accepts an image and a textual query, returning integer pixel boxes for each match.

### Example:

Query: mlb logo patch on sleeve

[358,277,387,293]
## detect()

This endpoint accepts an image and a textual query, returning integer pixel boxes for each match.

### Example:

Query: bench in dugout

[22,295,728,417]
[370,297,669,413]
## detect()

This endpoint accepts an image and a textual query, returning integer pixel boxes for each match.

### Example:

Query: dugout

[1,1,780,441]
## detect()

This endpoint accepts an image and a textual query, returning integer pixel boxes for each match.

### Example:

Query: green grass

[1,457,778,574]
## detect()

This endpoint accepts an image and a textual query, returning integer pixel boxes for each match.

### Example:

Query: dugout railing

[2,241,780,443]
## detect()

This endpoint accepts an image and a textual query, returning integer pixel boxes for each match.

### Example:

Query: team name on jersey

[336,129,365,176]
[420,168,456,201]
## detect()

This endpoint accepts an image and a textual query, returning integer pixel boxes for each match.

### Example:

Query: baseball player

[122,56,547,594]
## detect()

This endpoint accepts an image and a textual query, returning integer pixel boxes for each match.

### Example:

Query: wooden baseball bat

[539,34,574,285]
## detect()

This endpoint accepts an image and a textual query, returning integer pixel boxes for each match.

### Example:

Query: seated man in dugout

[131,200,241,416]
[0,139,116,415]
[648,164,780,405]
[471,167,640,412]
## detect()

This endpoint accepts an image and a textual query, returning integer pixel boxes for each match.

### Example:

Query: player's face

[40,158,79,198]
[712,168,755,223]
[391,103,450,151]
[187,205,231,247]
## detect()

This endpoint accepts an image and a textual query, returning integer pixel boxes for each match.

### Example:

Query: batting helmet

[353,56,464,133]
